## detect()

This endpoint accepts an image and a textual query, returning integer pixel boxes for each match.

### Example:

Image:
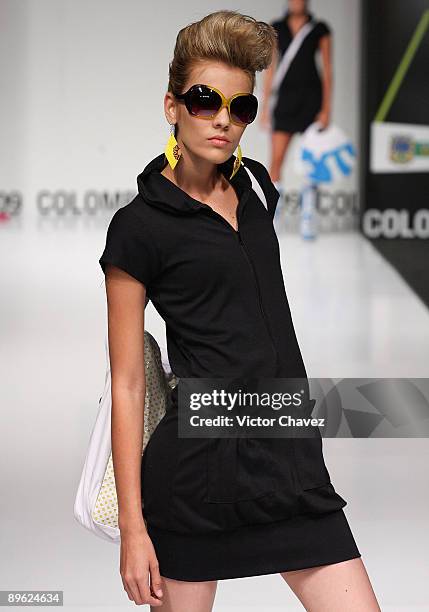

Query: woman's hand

[314,108,330,130]
[120,524,164,606]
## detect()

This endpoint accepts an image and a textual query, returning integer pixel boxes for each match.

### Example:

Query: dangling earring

[165,123,181,169]
[229,143,242,179]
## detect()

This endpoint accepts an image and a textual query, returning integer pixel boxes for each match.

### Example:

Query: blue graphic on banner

[301,142,356,183]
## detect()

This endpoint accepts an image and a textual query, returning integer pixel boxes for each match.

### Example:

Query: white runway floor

[1,225,428,610]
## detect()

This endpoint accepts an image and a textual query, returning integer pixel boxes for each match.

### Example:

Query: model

[261,0,333,195]
[98,9,381,611]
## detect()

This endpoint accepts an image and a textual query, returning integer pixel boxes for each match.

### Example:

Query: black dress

[99,152,361,581]
[270,11,331,133]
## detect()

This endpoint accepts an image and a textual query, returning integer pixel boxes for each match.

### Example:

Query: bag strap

[242,163,268,211]
[269,20,317,114]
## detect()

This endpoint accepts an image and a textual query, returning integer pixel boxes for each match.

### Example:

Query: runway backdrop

[360,0,429,307]
[1,0,361,232]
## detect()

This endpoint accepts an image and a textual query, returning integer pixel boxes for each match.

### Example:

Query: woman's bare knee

[279,557,381,612]
[151,576,218,612]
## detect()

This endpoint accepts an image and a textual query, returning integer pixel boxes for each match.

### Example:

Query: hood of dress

[136,151,252,215]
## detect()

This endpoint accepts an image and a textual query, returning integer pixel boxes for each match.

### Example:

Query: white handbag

[73,330,178,543]
[292,121,357,184]
[73,163,269,544]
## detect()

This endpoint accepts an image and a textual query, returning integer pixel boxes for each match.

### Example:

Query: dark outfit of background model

[270,11,331,133]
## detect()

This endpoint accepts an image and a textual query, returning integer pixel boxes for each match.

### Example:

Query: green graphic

[374,9,429,122]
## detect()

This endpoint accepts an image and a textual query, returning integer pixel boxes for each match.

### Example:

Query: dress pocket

[292,399,331,490]
[205,437,277,503]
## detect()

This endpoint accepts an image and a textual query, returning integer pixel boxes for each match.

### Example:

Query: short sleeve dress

[270,11,331,133]
[99,206,162,288]
[98,152,361,581]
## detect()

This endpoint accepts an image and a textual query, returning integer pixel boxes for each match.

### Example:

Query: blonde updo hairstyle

[167,10,278,139]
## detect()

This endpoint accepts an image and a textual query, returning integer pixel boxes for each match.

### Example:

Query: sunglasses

[172,83,258,127]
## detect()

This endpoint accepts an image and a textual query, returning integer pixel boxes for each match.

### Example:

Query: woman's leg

[280,557,381,611]
[269,130,294,183]
[151,577,218,612]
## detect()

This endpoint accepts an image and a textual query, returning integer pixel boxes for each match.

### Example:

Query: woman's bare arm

[262,45,278,105]
[104,263,163,606]
[260,45,278,129]
[106,263,147,531]
[317,33,333,125]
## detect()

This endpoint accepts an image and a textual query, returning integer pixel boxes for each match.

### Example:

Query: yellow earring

[229,143,242,179]
[165,123,181,169]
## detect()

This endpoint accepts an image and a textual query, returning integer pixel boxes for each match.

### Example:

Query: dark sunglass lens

[188,85,222,117]
[230,95,258,124]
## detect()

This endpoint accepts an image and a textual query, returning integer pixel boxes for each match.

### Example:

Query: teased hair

[167,10,278,96]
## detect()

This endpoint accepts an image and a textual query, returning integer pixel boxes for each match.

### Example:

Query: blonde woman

[99,10,380,611]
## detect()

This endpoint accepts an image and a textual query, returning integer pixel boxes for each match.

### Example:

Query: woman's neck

[160,154,225,201]
[286,12,310,35]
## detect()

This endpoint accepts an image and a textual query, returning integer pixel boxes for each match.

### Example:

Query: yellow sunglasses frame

[173,83,258,127]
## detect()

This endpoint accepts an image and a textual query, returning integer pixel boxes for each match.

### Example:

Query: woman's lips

[208,137,230,147]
